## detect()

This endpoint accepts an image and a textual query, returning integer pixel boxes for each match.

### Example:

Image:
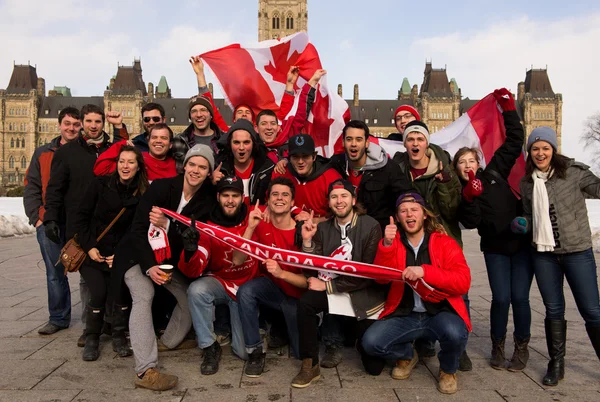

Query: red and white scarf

[148,224,171,263]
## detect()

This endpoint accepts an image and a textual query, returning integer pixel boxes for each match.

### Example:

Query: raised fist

[463,170,483,202]
[493,88,516,112]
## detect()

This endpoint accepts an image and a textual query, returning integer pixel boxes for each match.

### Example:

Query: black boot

[585,325,600,361]
[542,319,566,386]
[490,335,506,370]
[112,305,132,357]
[201,342,222,375]
[83,306,104,362]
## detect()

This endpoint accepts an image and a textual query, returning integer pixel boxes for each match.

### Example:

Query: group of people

[22,59,600,395]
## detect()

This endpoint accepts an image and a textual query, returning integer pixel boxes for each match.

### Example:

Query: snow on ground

[0,197,35,237]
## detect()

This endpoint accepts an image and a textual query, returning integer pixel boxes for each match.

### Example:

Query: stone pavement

[0,231,598,402]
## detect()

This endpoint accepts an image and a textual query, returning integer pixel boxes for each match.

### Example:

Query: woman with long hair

[517,126,600,386]
[453,89,534,372]
[72,145,148,361]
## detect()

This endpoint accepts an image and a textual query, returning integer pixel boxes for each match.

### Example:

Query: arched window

[8,156,14,169]
[272,14,280,29]
[21,138,25,148]
[38,138,43,147]
[286,15,294,29]
[21,156,27,169]
[10,138,14,148]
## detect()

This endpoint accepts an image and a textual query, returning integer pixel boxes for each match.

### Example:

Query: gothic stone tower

[258,0,308,41]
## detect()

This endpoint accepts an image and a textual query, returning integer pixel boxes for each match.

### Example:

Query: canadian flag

[200,32,350,156]
[377,94,526,193]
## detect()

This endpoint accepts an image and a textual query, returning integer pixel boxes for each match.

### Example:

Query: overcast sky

[1,0,599,163]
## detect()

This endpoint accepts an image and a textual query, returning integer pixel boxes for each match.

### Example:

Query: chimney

[37,77,45,96]
[517,82,525,104]
[148,82,154,96]
[337,84,342,97]
[208,83,214,96]
[353,84,359,106]
[110,77,115,90]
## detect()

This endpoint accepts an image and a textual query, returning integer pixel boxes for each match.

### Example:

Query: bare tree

[581,112,600,169]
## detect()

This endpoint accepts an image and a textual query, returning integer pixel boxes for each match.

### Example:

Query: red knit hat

[394,105,421,121]
[234,104,256,122]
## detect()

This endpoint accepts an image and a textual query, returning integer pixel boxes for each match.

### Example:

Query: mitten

[181,216,200,261]
[511,217,529,234]
[493,88,516,112]
[462,170,483,202]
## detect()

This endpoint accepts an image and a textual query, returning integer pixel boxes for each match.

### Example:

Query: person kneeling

[179,175,258,375]
[361,192,471,394]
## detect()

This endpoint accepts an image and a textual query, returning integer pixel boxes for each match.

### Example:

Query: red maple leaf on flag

[264,40,322,91]
[305,89,334,149]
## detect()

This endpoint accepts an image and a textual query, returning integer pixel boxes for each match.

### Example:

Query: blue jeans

[533,248,600,328]
[187,276,246,360]
[237,276,299,357]
[36,225,71,327]
[362,312,468,374]
[484,247,534,340]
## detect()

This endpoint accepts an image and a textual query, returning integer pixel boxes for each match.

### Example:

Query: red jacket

[94,140,177,181]
[374,232,471,331]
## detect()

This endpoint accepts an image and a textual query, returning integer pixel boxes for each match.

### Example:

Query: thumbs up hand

[384,216,397,247]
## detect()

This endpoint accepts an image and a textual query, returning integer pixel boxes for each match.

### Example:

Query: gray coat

[520,161,600,254]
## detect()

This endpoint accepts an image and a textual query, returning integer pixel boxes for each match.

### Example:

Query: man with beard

[272,134,342,221]
[387,105,420,142]
[330,120,411,230]
[211,119,275,205]
[172,95,225,172]
[179,175,258,375]
[120,144,217,391]
[94,123,177,181]
[361,193,471,394]
[24,107,81,335]
[232,177,307,377]
[291,179,385,388]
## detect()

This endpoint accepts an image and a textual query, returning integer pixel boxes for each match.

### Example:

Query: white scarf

[531,169,555,252]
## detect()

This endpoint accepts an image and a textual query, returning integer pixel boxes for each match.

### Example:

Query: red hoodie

[178,222,259,300]
[374,231,472,331]
[94,140,177,181]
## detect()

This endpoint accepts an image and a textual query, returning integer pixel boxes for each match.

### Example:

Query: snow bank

[0,197,35,237]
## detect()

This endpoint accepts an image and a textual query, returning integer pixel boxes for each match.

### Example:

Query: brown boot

[438,369,457,394]
[134,368,178,391]
[391,350,419,380]
[291,358,321,388]
[508,336,530,372]
[490,336,506,370]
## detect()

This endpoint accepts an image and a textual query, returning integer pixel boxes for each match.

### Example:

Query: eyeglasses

[394,113,414,122]
[143,116,162,123]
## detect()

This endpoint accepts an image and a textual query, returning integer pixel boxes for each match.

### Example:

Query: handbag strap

[95,189,139,242]
[486,168,521,199]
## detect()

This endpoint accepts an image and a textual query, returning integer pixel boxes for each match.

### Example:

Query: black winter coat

[457,110,531,255]
[71,175,141,271]
[124,175,217,274]
[44,133,112,238]
[216,151,275,205]
[330,143,411,230]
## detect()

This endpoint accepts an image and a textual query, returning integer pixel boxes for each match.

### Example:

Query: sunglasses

[143,116,162,123]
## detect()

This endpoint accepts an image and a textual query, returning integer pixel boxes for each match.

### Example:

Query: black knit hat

[188,95,214,118]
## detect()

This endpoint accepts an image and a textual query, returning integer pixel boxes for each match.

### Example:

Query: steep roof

[420,62,453,98]
[460,97,479,114]
[157,76,169,93]
[6,65,38,94]
[524,68,554,98]
[346,99,415,127]
[39,96,104,119]
[112,60,147,95]
[400,78,411,95]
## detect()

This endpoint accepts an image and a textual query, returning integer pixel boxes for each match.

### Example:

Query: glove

[181,215,200,261]
[511,217,529,234]
[44,221,61,244]
[493,88,516,112]
[462,170,483,202]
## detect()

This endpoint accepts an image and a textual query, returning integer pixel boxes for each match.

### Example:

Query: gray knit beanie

[183,144,215,171]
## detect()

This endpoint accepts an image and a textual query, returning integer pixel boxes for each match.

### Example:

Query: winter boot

[585,325,600,361]
[201,342,222,375]
[490,335,506,370]
[83,306,104,362]
[508,335,530,372]
[320,343,343,368]
[542,319,566,386]
[112,305,132,357]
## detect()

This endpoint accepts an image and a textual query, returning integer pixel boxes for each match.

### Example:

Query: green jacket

[393,143,463,246]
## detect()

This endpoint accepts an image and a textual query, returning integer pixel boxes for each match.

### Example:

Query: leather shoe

[38,322,67,335]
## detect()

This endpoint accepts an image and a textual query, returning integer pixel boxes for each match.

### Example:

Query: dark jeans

[484,247,534,340]
[362,312,468,374]
[237,276,300,357]
[36,225,71,327]
[533,248,600,328]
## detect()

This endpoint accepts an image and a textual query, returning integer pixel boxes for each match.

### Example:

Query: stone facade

[258,0,308,41]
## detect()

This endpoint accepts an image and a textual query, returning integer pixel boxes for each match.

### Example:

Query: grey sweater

[520,161,600,254]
